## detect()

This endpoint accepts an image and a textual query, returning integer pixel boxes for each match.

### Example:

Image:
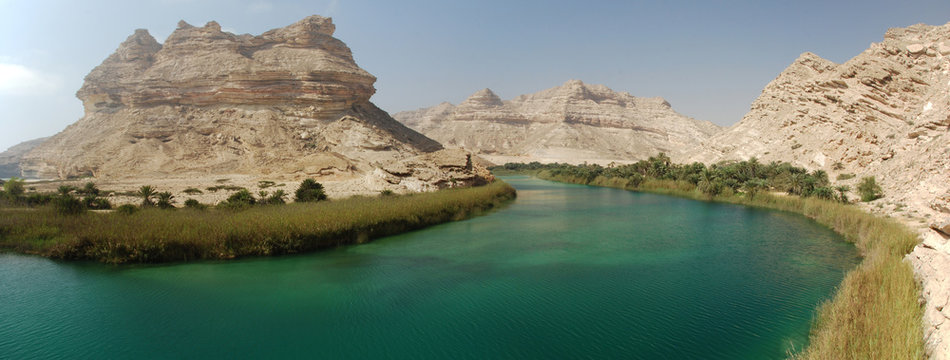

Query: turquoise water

[0,176,859,359]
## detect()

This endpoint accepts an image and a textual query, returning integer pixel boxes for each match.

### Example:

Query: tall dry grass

[0,181,516,263]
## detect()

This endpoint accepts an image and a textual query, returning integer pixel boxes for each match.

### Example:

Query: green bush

[857,177,883,202]
[116,204,138,215]
[3,177,25,198]
[183,188,203,195]
[184,199,207,210]
[836,173,855,181]
[79,182,100,196]
[84,196,112,210]
[219,189,256,209]
[295,178,327,202]
[53,195,85,215]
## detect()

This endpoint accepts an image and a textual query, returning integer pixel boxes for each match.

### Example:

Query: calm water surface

[0,176,859,359]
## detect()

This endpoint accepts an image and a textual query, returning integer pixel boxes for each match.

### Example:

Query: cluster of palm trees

[500,154,874,203]
[135,185,176,209]
[133,178,328,210]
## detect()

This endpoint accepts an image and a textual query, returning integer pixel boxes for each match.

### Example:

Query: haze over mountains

[394,80,720,165]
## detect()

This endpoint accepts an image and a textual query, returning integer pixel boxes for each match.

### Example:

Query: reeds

[0,181,516,264]
[536,172,923,360]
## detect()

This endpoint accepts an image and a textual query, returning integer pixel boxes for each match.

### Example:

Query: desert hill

[394,80,721,164]
[18,16,489,195]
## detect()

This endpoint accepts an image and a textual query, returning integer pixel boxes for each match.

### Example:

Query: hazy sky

[2,0,949,151]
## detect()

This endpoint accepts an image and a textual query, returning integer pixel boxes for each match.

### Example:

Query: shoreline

[0,181,516,264]
[528,171,923,359]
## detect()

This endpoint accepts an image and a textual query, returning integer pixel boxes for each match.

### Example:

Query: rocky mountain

[690,22,950,357]
[0,137,48,178]
[19,16,486,193]
[692,23,950,217]
[394,80,721,164]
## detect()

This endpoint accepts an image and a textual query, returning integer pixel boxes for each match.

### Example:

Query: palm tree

[156,191,175,209]
[57,185,76,196]
[138,185,156,207]
[270,190,287,204]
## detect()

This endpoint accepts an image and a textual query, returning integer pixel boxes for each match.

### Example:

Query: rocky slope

[20,16,488,193]
[690,22,950,358]
[0,137,48,178]
[394,80,721,164]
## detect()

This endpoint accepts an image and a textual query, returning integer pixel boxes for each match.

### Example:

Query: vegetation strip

[497,157,922,360]
[0,181,516,264]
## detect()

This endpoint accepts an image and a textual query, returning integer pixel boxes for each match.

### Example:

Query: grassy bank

[533,171,922,359]
[0,181,516,264]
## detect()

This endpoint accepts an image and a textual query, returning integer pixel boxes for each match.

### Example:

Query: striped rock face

[20,16,445,182]
[394,80,721,165]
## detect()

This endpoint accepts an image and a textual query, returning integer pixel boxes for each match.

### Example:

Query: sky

[1,0,949,151]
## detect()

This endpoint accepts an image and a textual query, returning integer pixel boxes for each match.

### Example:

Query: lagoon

[0,176,858,359]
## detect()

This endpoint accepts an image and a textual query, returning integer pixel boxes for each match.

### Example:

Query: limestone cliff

[690,22,950,358]
[394,80,721,164]
[0,137,48,178]
[19,16,466,191]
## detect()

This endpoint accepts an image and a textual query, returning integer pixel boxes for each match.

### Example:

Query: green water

[0,176,859,359]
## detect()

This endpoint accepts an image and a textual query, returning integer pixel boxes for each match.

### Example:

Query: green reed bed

[0,181,516,264]
[533,171,923,360]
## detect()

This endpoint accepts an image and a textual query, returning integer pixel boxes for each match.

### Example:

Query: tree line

[497,153,883,202]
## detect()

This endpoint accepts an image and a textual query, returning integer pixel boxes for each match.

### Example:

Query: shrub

[79,182,100,196]
[3,177,25,198]
[857,177,883,202]
[264,190,287,205]
[258,180,276,189]
[219,189,256,209]
[24,193,54,206]
[294,178,327,202]
[836,173,855,181]
[184,199,207,210]
[53,194,85,215]
[116,204,138,215]
[380,189,395,197]
[84,196,112,210]
[183,188,203,195]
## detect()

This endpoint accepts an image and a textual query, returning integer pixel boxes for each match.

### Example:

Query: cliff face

[0,137,48,178]
[691,22,950,357]
[692,23,950,216]
[20,16,447,186]
[395,80,721,164]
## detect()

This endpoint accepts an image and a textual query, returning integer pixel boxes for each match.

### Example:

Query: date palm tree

[138,185,156,207]
[156,191,175,209]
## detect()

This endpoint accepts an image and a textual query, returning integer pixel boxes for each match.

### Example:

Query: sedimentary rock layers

[21,16,443,181]
[395,80,720,164]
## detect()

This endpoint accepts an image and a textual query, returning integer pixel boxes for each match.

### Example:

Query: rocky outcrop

[395,80,720,164]
[690,21,950,358]
[371,149,494,193]
[19,16,462,192]
[691,23,950,217]
[0,137,48,178]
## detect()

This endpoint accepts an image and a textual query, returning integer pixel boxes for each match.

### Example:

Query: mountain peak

[460,88,503,107]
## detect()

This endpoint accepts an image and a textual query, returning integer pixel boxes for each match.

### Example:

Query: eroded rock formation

[394,80,721,164]
[19,16,489,193]
[0,137,48,178]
